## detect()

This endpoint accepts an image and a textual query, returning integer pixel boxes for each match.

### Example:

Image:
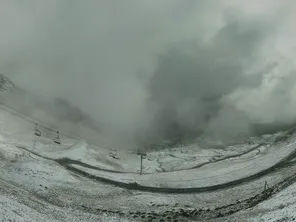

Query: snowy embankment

[0,134,126,221]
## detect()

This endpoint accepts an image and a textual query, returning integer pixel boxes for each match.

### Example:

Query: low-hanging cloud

[147,17,269,142]
[1,0,296,148]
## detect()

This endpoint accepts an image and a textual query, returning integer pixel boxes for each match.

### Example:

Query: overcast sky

[1,0,296,143]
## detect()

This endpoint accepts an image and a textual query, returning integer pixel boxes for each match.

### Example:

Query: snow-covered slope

[1,103,296,221]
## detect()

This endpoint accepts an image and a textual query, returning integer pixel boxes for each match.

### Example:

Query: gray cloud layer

[1,0,296,147]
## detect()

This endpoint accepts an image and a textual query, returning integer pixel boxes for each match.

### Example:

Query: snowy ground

[222,175,296,222]
[2,105,296,221]
[69,139,294,189]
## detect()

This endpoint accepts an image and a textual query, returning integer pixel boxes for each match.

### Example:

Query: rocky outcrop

[0,74,15,92]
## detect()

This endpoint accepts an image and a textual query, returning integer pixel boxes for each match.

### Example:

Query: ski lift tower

[137,150,146,175]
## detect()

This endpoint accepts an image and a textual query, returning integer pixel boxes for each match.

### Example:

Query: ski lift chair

[54,131,61,145]
[34,124,41,137]
[109,148,119,159]
[136,151,147,159]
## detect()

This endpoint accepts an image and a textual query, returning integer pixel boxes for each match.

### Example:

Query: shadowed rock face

[0,74,15,92]
[50,98,101,131]
[0,74,101,133]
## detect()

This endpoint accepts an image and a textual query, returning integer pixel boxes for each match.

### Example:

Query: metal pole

[140,154,143,175]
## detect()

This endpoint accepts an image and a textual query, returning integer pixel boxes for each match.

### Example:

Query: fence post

[264,181,268,191]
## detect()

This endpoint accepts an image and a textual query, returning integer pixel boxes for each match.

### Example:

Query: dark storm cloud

[147,17,270,142]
